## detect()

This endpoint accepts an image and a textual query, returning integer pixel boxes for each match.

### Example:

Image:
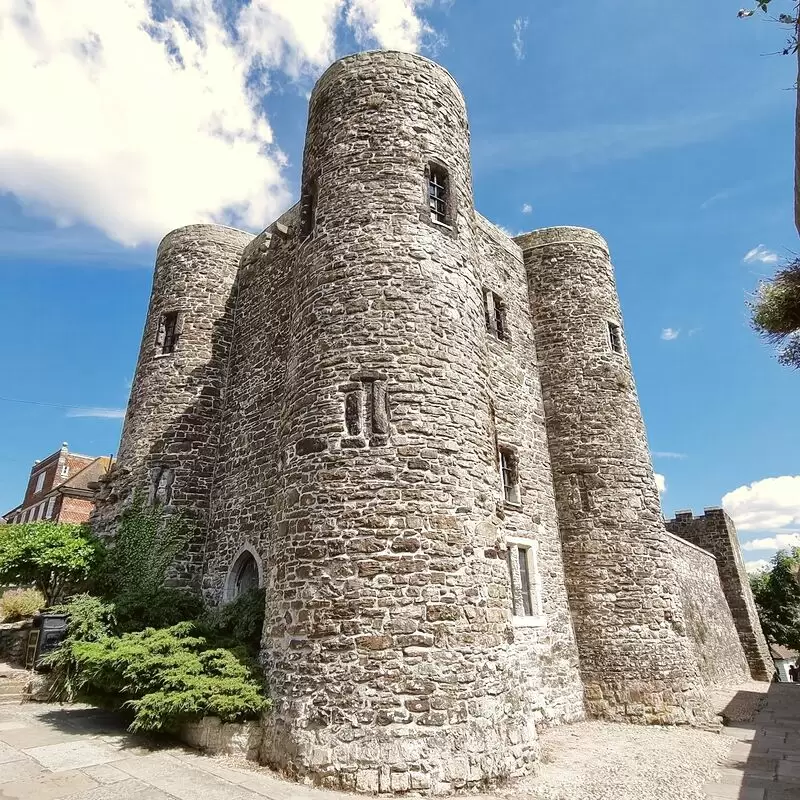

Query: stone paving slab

[703,682,800,800]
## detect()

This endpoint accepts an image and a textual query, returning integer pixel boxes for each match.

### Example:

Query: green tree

[750,547,800,650]
[0,522,102,605]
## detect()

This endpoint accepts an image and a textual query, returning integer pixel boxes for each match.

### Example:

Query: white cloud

[743,244,779,265]
[521,203,533,214]
[512,17,528,60]
[745,559,770,574]
[347,0,432,52]
[655,473,666,493]
[66,407,126,419]
[742,532,800,552]
[723,476,800,531]
[661,327,680,341]
[653,451,687,460]
[0,0,439,248]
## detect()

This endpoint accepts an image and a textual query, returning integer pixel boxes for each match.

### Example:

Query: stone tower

[519,227,711,724]
[251,50,561,792]
[112,224,252,586]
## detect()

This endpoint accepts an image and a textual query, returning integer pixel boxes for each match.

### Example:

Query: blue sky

[1,0,798,567]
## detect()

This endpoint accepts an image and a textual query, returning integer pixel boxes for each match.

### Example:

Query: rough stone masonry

[92,50,773,794]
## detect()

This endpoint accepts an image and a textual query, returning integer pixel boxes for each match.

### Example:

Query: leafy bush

[0,522,103,605]
[62,622,269,731]
[0,588,45,621]
[197,587,265,654]
[99,493,202,630]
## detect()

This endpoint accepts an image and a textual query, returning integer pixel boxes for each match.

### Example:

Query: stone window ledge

[513,614,547,629]
[503,500,523,512]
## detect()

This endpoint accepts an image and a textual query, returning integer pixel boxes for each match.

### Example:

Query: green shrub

[0,522,103,605]
[197,588,265,654]
[63,622,269,732]
[0,588,45,621]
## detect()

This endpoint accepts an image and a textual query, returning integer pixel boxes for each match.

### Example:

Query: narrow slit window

[608,321,623,354]
[499,447,520,505]
[428,165,448,224]
[483,290,508,341]
[301,177,318,238]
[159,312,179,355]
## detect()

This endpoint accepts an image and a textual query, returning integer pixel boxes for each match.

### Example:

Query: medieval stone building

[93,50,772,794]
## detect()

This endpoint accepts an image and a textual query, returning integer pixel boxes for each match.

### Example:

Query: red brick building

[2,443,112,525]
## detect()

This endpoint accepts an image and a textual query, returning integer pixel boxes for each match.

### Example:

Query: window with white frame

[34,470,46,494]
[45,497,56,520]
[60,463,69,477]
[506,537,544,625]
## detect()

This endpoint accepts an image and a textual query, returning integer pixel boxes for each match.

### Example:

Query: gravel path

[491,682,771,800]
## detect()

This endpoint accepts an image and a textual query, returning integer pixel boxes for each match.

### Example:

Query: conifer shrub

[61,622,268,731]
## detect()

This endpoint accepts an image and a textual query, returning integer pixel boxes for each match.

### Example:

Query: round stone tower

[259,51,536,792]
[113,224,252,586]
[519,227,710,724]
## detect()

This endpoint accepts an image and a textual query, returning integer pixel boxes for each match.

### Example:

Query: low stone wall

[0,621,32,667]
[668,532,750,686]
[179,716,262,761]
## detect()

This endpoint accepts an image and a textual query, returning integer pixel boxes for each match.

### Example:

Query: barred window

[608,321,623,354]
[499,447,520,505]
[428,165,448,224]
[158,312,179,355]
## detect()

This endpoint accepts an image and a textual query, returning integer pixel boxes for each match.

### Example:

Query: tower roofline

[157,223,255,253]
[310,49,466,112]
[514,226,609,255]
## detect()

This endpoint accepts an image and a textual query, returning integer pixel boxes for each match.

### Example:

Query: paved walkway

[0,681,797,799]
[704,682,800,800]
[0,701,359,800]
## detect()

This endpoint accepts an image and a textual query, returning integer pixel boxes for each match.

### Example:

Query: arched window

[224,546,263,601]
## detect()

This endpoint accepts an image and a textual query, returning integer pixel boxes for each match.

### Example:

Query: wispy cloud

[472,96,782,173]
[512,17,529,60]
[688,327,702,337]
[653,451,687,460]
[655,473,666,493]
[66,407,126,419]
[700,189,732,210]
[521,202,533,214]
[661,327,680,341]
[743,245,779,265]
[745,558,770,574]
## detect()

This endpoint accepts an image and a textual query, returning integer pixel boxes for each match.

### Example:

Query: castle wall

[472,214,584,726]
[667,532,750,685]
[519,227,711,725]
[96,225,252,588]
[203,209,299,601]
[666,509,773,681]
